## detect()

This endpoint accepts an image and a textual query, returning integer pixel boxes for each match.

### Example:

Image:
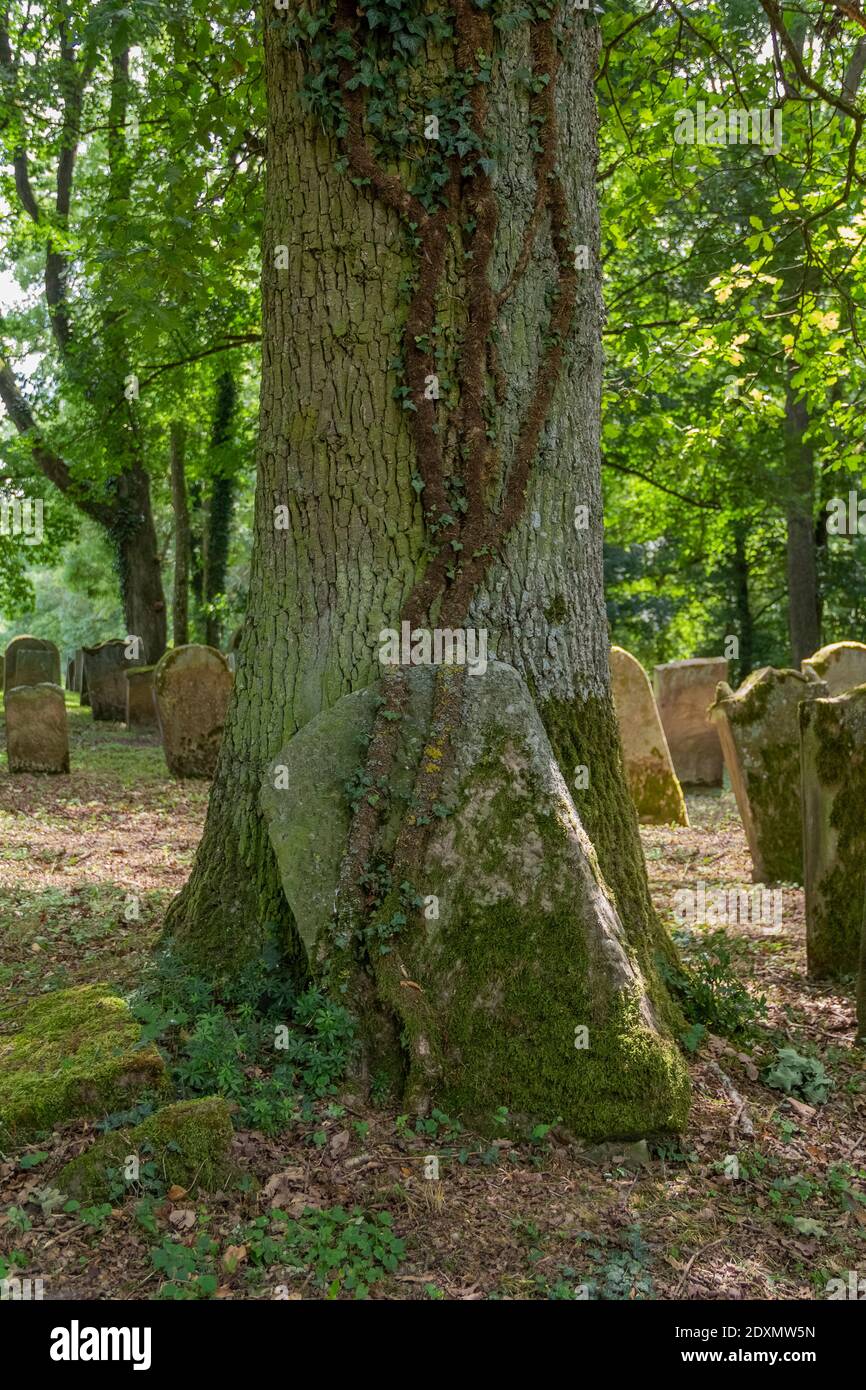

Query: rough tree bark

[166,1,674,1024]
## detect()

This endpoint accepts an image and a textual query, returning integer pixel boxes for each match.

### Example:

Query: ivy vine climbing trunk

[165,1,673,1013]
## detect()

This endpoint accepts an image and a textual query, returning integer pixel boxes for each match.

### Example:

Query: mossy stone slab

[59,1097,241,1200]
[0,984,168,1144]
[610,646,688,826]
[800,688,866,977]
[710,667,827,884]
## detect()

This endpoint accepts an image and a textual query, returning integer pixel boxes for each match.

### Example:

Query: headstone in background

[800,687,866,978]
[710,666,826,884]
[125,666,157,729]
[3,635,61,695]
[154,644,233,777]
[654,657,729,786]
[5,682,69,774]
[83,640,146,721]
[609,646,688,826]
[801,641,866,696]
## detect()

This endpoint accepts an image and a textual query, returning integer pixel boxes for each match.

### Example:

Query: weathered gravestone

[609,646,688,826]
[126,666,157,729]
[801,641,866,697]
[5,683,69,774]
[83,640,145,721]
[800,687,866,978]
[710,667,827,884]
[260,661,689,1141]
[153,645,232,777]
[654,657,728,786]
[3,636,61,695]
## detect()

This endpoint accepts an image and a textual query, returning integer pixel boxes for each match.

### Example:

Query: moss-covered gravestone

[126,665,157,729]
[609,646,688,826]
[653,657,728,785]
[5,682,69,774]
[3,635,61,694]
[0,984,167,1144]
[154,645,233,777]
[84,639,146,721]
[58,1098,241,1200]
[801,641,866,697]
[710,667,827,884]
[261,661,689,1142]
[800,688,866,978]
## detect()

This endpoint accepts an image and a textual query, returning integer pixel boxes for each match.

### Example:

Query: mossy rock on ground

[710,666,827,884]
[261,660,689,1143]
[58,1097,242,1201]
[0,984,168,1145]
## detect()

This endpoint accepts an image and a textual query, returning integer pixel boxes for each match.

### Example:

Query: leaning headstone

[5,683,69,774]
[3,635,60,694]
[261,661,690,1141]
[83,639,145,721]
[710,667,827,884]
[800,687,866,978]
[801,641,866,697]
[153,645,232,777]
[654,657,728,785]
[609,647,688,826]
[126,666,157,729]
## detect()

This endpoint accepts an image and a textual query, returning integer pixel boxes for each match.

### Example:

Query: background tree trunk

[170,422,190,648]
[165,9,669,999]
[784,385,821,665]
[203,370,237,649]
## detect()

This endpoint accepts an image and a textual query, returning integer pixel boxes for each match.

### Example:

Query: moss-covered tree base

[261,662,689,1141]
[0,985,168,1145]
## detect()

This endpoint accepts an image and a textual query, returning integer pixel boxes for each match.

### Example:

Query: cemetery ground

[1,701,864,1302]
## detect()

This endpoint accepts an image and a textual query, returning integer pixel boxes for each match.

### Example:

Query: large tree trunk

[165,6,672,1019]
